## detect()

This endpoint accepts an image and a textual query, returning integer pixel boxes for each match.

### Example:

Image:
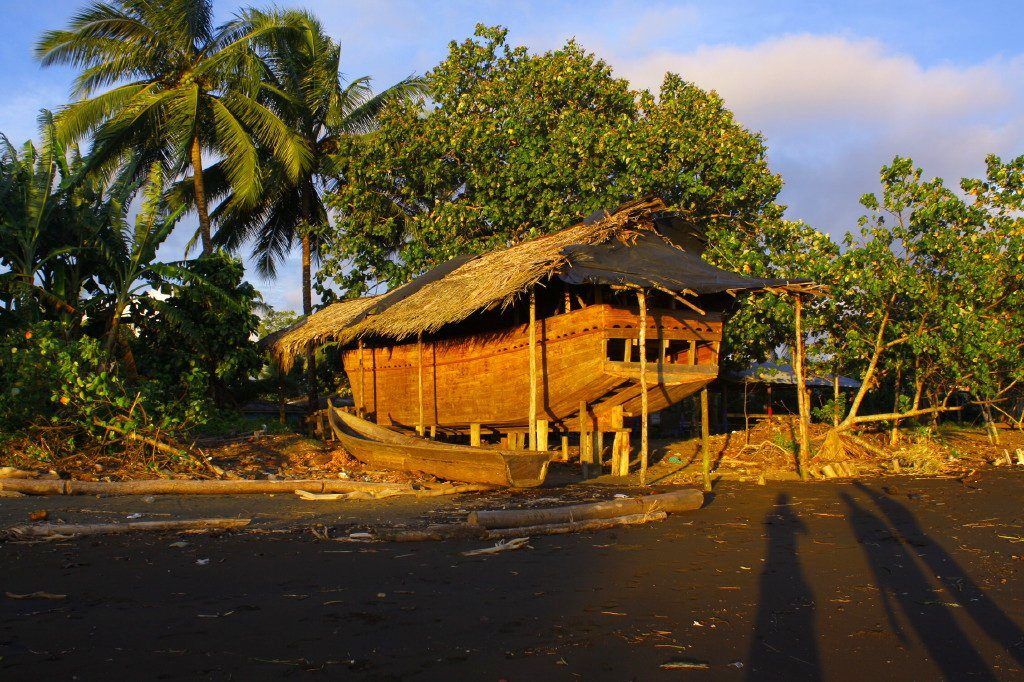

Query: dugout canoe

[327,406,552,488]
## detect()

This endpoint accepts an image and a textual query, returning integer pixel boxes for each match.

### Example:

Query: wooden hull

[328,407,552,488]
[344,304,722,432]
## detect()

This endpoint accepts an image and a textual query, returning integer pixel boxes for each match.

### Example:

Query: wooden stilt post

[638,289,650,486]
[610,405,628,476]
[470,423,481,447]
[701,387,711,491]
[357,340,365,417]
[371,347,378,423]
[561,435,569,461]
[528,288,538,450]
[579,400,591,477]
[536,419,549,453]
[792,293,811,479]
[417,332,424,436]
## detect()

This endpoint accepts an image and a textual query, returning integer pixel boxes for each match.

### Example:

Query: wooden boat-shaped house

[269,198,811,475]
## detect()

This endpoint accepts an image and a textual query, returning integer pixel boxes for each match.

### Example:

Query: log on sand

[0,478,493,497]
[467,489,703,529]
[294,483,492,501]
[2,518,250,540]
[379,511,669,542]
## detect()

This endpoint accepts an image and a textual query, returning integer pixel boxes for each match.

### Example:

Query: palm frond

[221,91,310,182]
[340,74,427,134]
[208,95,261,206]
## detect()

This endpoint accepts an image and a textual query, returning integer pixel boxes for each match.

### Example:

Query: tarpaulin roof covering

[725,362,861,388]
[268,197,814,370]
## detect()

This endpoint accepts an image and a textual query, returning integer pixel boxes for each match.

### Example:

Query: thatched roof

[268,197,811,370]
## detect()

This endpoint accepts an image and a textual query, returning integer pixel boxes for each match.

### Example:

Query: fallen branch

[2,517,251,540]
[94,419,188,458]
[379,511,669,542]
[836,406,962,431]
[484,511,668,539]
[0,467,37,480]
[466,489,702,529]
[294,483,493,501]
[0,478,489,497]
[461,537,530,556]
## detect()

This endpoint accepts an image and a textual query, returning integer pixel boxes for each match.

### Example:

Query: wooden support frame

[470,423,482,447]
[417,332,425,436]
[536,419,549,452]
[609,405,629,476]
[638,289,650,485]
[700,387,711,491]
[528,288,538,450]
[579,400,592,475]
[357,340,365,417]
[792,293,811,479]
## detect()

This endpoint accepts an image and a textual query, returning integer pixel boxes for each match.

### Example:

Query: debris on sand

[461,537,531,556]
[660,658,710,670]
[1,518,251,541]
[5,591,67,600]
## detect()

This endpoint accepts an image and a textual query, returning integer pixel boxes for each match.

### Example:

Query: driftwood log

[378,511,669,542]
[2,518,251,540]
[0,478,493,497]
[467,489,703,529]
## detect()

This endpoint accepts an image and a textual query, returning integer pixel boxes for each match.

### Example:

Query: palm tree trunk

[190,136,212,255]
[301,230,318,417]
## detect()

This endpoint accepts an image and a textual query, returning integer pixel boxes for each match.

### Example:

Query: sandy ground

[1,470,1023,680]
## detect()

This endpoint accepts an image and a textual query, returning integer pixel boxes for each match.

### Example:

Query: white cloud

[609,34,1024,232]
[619,34,1020,128]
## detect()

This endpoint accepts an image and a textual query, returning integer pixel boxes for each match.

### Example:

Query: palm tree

[215,10,422,308]
[35,0,310,254]
[176,9,424,405]
[0,112,98,321]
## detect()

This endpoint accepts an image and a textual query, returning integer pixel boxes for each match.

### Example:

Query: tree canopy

[318,24,782,296]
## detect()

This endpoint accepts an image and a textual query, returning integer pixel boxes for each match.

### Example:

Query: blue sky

[2,1,1022,311]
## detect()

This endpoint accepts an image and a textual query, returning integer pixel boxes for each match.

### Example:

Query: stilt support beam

[416,332,425,436]
[638,289,649,485]
[528,289,538,450]
[701,387,711,492]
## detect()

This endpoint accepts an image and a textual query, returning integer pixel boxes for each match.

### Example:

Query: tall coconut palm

[35,0,310,254]
[175,9,423,406]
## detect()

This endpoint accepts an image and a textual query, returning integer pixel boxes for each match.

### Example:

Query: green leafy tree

[0,113,101,322]
[35,0,309,253]
[257,307,300,338]
[137,252,263,407]
[87,164,188,363]
[820,156,1024,443]
[319,25,780,296]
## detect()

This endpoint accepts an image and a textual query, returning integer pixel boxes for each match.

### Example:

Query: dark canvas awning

[558,232,793,294]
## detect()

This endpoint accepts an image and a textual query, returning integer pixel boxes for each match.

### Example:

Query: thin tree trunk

[832,374,840,426]
[889,368,902,446]
[190,136,212,255]
[103,299,127,365]
[301,231,318,417]
[838,307,892,429]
